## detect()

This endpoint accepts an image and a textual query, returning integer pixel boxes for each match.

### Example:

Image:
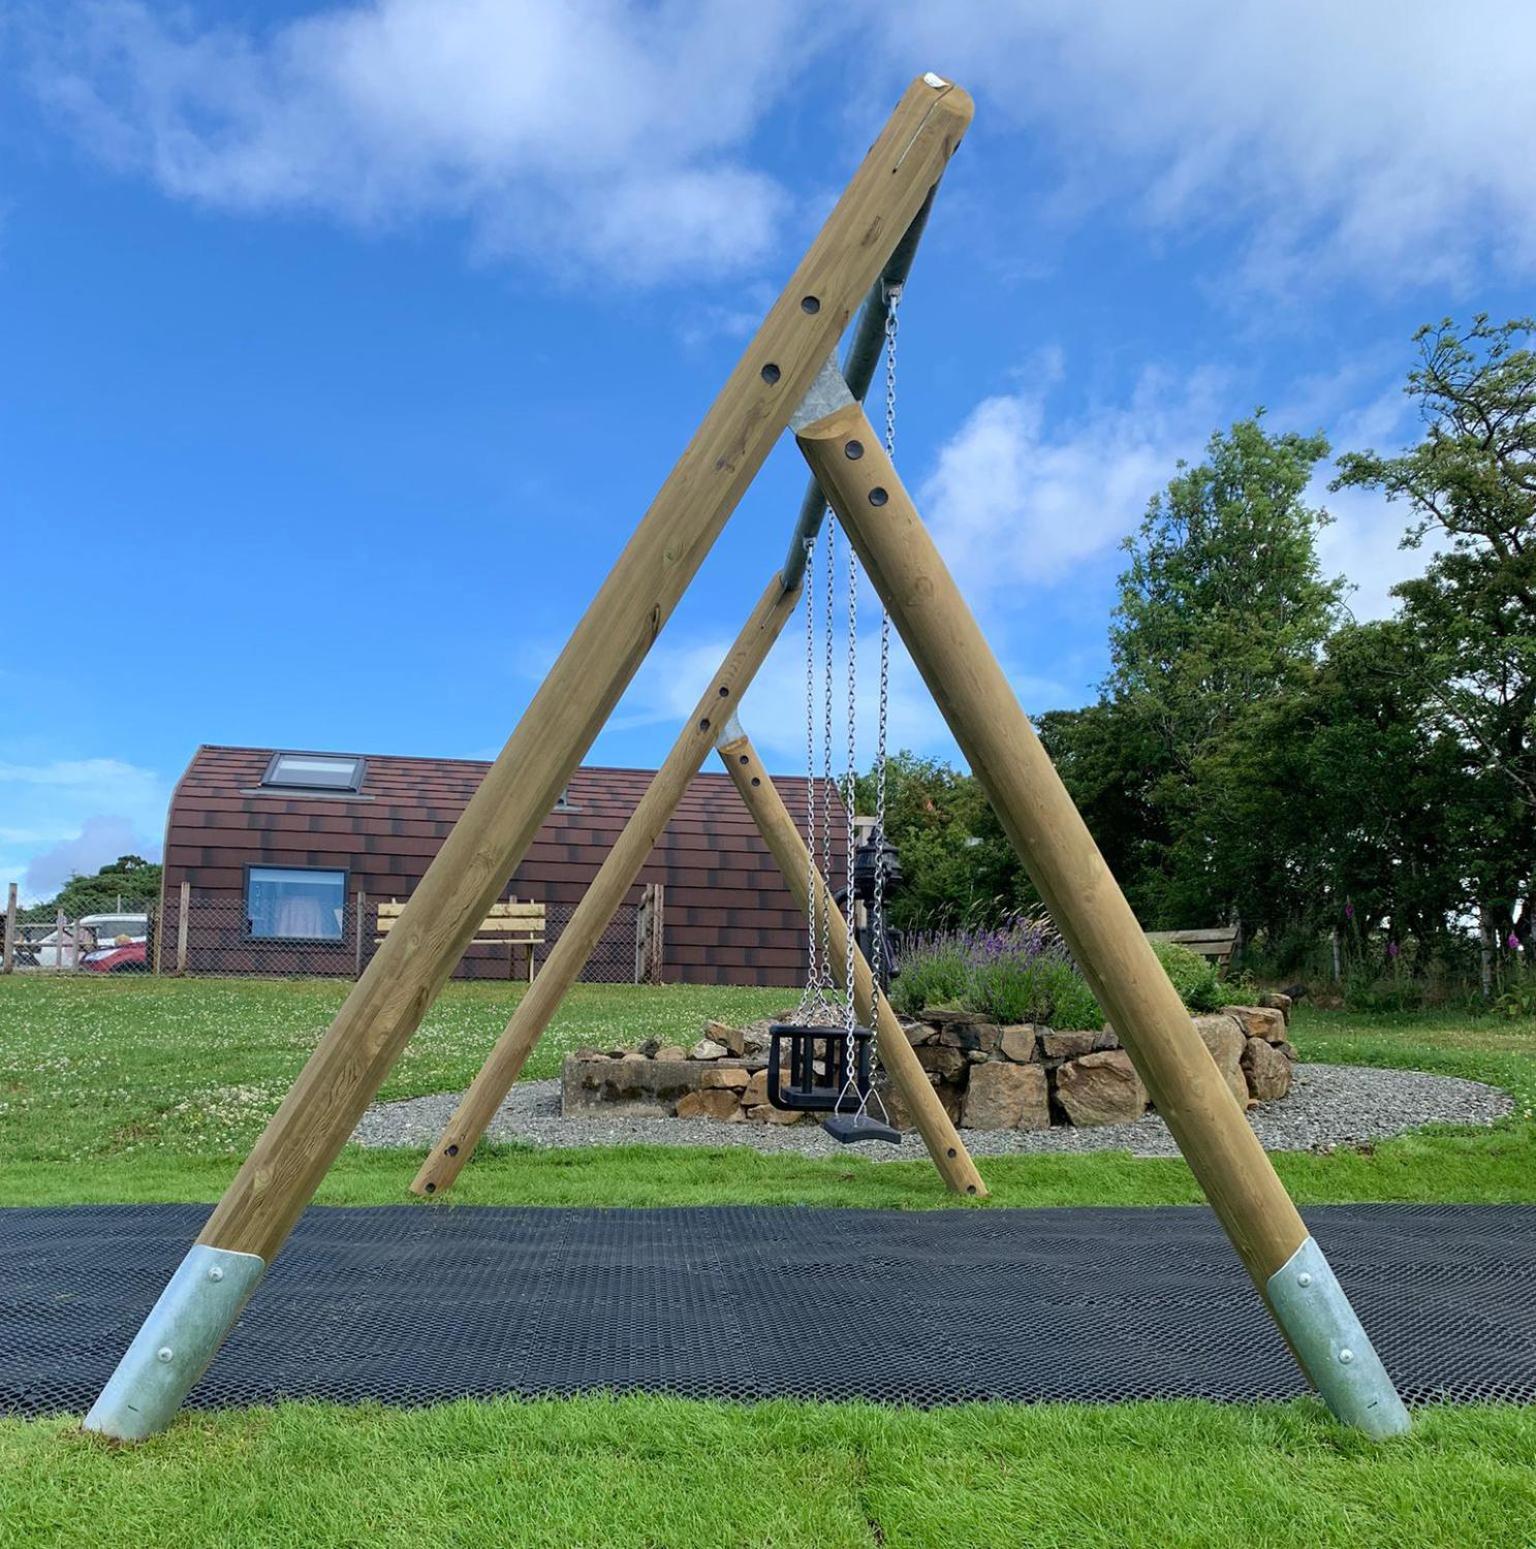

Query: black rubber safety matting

[4,1202,1536,1418]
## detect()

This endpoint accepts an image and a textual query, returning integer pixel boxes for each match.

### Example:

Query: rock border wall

[561,995,1297,1131]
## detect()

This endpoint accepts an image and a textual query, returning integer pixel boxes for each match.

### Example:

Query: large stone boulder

[914,1045,969,1083]
[1038,1030,1102,1062]
[562,1055,702,1118]
[961,1061,1048,1130]
[935,1019,1004,1055]
[1191,1014,1249,1107]
[705,1019,746,1056]
[1241,1036,1293,1101]
[1054,1050,1147,1126]
[1225,1005,1288,1043]
[675,1089,744,1122]
[998,1025,1039,1062]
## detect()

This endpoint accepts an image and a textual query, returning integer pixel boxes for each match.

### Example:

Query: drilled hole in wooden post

[845,440,864,460]
[750,777,761,787]
[738,754,749,764]
[424,1183,436,1194]
[761,363,781,385]
[699,718,711,732]
[868,487,889,506]
[718,686,730,697]
[446,1144,459,1157]
[801,296,820,313]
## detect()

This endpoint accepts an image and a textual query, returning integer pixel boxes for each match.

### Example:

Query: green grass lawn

[2,974,1533,1209]
[4,1397,1533,1549]
[2,974,1534,1546]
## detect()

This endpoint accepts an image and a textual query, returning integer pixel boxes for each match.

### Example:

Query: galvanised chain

[798,532,836,1028]
[799,533,822,1018]
[870,287,901,1011]
[834,286,903,1126]
[818,516,836,999]
[843,481,859,1057]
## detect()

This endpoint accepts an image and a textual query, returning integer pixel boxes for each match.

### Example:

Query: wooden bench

[1145,926,1240,967]
[377,899,547,981]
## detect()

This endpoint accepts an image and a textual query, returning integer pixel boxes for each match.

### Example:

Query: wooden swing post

[716,720,988,1198]
[796,401,1408,1434]
[410,572,803,1197]
[84,75,975,1442]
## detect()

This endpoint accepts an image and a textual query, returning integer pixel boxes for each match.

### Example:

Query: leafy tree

[1034,699,1165,921]
[24,856,162,922]
[1101,417,1345,931]
[1335,316,1536,952]
[853,752,1026,928]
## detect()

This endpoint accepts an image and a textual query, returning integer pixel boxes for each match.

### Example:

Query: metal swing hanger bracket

[778,186,936,594]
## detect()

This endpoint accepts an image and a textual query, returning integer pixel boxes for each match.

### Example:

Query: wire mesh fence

[0,897,158,975]
[3,889,647,984]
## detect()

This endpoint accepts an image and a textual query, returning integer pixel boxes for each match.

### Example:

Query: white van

[23,914,149,969]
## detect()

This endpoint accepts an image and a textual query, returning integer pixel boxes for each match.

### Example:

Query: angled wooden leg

[715,720,988,1198]
[411,573,802,1197]
[82,76,975,1442]
[795,401,1407,1436]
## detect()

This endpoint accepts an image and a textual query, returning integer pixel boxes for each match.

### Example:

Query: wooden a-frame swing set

[85,74,1411,1442]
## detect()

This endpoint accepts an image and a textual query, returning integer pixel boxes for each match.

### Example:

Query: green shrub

[1044,963,1105,1029]
[889,943,969,1015]
[1342,974,1428,1013]
[894,919,1106,1026]
[895,923,1231,1029]
[1150,940,1230,1013]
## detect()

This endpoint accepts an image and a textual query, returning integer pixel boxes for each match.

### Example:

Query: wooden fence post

[176,881,190,976]
[2,883,15,974]
[635,882,664,984]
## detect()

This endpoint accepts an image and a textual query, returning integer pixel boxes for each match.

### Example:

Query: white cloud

[0,757,167,902]
[920,362,1225,597]
[874,0,1536,293]
[25,0,802,283]
[605,557,1072,772]
[613,619,952,766]
[27,2,1536,297]
[1315,480,1422,623]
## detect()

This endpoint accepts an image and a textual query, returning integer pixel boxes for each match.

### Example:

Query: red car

[82,939,148,973]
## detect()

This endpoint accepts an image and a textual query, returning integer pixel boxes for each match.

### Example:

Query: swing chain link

[798,284,901,1117]
[800,534,820,1014]
[797,532,836,1025]
[837,286,903,1125]
[870,289,900,1009]
[820,518,836,1002]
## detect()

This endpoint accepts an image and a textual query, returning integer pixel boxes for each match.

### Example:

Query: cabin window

[246,866,347,941]
[261,753,366,793]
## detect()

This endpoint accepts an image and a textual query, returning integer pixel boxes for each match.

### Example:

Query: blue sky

[3,0,1533,900]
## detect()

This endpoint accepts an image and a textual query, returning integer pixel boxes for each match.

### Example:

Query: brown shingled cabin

[157,745,845,986]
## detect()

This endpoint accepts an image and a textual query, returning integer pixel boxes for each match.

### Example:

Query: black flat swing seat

[767,1023,901,1145]
[820,1110,902,1146]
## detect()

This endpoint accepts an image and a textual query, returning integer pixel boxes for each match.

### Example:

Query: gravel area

[354,1062,1513,1161]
